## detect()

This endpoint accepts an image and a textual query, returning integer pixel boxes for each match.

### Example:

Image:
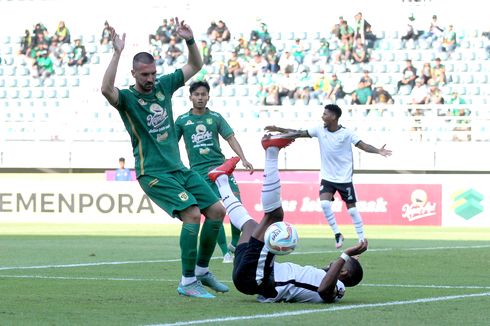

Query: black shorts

[233,237,277,298]
[319,179,357,204]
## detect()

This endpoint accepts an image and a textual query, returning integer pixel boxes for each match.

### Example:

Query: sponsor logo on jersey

[185,120,194,126]
[147,103,168,129]
[191,124,213,144]
[138,99,146,106]
[156,132,168,142]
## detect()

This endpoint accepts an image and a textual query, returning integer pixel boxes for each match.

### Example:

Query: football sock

[215,174,253,230]
[194,265,209,277]
[216,224,228,255]
[321,200,340,234]
[180,223,199,278]
[348,207,365,241]
[181,276,197,286]
[262,147,281,213]
[196,219,222,267]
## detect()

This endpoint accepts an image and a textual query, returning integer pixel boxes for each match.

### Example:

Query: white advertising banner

[0,174,175,224]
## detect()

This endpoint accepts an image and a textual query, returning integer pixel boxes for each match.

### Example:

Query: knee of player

[205,202,226,221]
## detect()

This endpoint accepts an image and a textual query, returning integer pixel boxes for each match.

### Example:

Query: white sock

[321,200,340,234]
[181,276,197,286]
[195,265,209,277]
[215,174,253,230]
[262,147,281,213]
[348,207,365,241]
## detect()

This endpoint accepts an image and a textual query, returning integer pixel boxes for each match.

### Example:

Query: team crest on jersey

[156,132,168,142]
[185,120,194,126]
[206,118,213,125]
[138,99,147,105]
[178,192,189,201]
[156,91,165,101]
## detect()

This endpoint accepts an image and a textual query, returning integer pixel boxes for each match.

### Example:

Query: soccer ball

[264,221,299,255]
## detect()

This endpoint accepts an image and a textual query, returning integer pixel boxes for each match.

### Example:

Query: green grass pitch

[1,223,489,325]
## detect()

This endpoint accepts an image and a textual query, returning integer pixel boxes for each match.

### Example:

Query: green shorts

[138,168,220,218]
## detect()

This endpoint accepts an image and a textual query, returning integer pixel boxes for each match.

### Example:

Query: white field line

[1,244,490,271]
[146,292,490,326]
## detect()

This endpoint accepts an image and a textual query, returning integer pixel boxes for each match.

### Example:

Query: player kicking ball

[208,132,368,303]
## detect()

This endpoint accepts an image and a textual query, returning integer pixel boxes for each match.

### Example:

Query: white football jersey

[257,262,346,303]
[307,125,361,183]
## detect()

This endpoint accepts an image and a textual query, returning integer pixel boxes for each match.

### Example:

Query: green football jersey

[175,108,234,174]
[116,69,185,176]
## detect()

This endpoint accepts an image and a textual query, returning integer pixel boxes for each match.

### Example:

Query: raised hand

[343,239,368,257]
[175,17,194,41]
[110,27,126,54]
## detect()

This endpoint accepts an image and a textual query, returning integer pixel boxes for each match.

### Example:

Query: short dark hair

[119,157,125,162]
[189,80,210,95]
[325,104,342,119]
[342,258,364,287]
[133,52,154,69]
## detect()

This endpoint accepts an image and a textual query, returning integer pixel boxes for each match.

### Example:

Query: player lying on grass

[207,133,368,303]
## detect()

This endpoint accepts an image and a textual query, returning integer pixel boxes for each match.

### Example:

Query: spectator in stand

[420,15,444,45]
[425,79,444,104]
[430,57,446,86]
[67,38,88,66]
[311,38,331,65]
[291,38,305,65]
[440,24,457,54]
[294,67,313,105]
[165,36,183,66]
[311,71,331,104]
[19,29,32,56]
[372,84,394,104]
[339,19,355,47]
[397,59,417,93]
[263,84,281,106]
[53,20,70,44]
[149,39,164,66]
[420,62,432,85]
[264,52,280,74]
[206,20,218,39]
[101,21,112,45]
[326,73,346,104]
[401,15,422,47]
[411,78,429,104]
[34,50,54,79]
[359,70,373,92]
[243,53,267,81]
[260,38,277,58]
[213,62,233,87]
[150,18,171,44]
[247,36,261,56]
[200,40,212,65]
[334,38,352,65]
[250,19,270,42]
[352,38,369,64]
[234,37,248,57]
[210,20,231,43]
[167,17,180,42]
[278,50,297,74]
[351,80,372,105]
[227,51,243,83]
[277,72,298,105]
[33,22,49,40]
[353,12,370,44]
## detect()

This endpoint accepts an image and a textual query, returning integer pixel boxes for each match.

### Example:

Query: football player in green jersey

[101,19,228,298]
[176,81,254,263]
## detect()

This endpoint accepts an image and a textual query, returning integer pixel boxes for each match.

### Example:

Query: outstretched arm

[101,28,125,107]
[226,135,254,174]
[175,17,203,83]
[356,141,392,157]
[318,240,368,301]
[264,125,310,138]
